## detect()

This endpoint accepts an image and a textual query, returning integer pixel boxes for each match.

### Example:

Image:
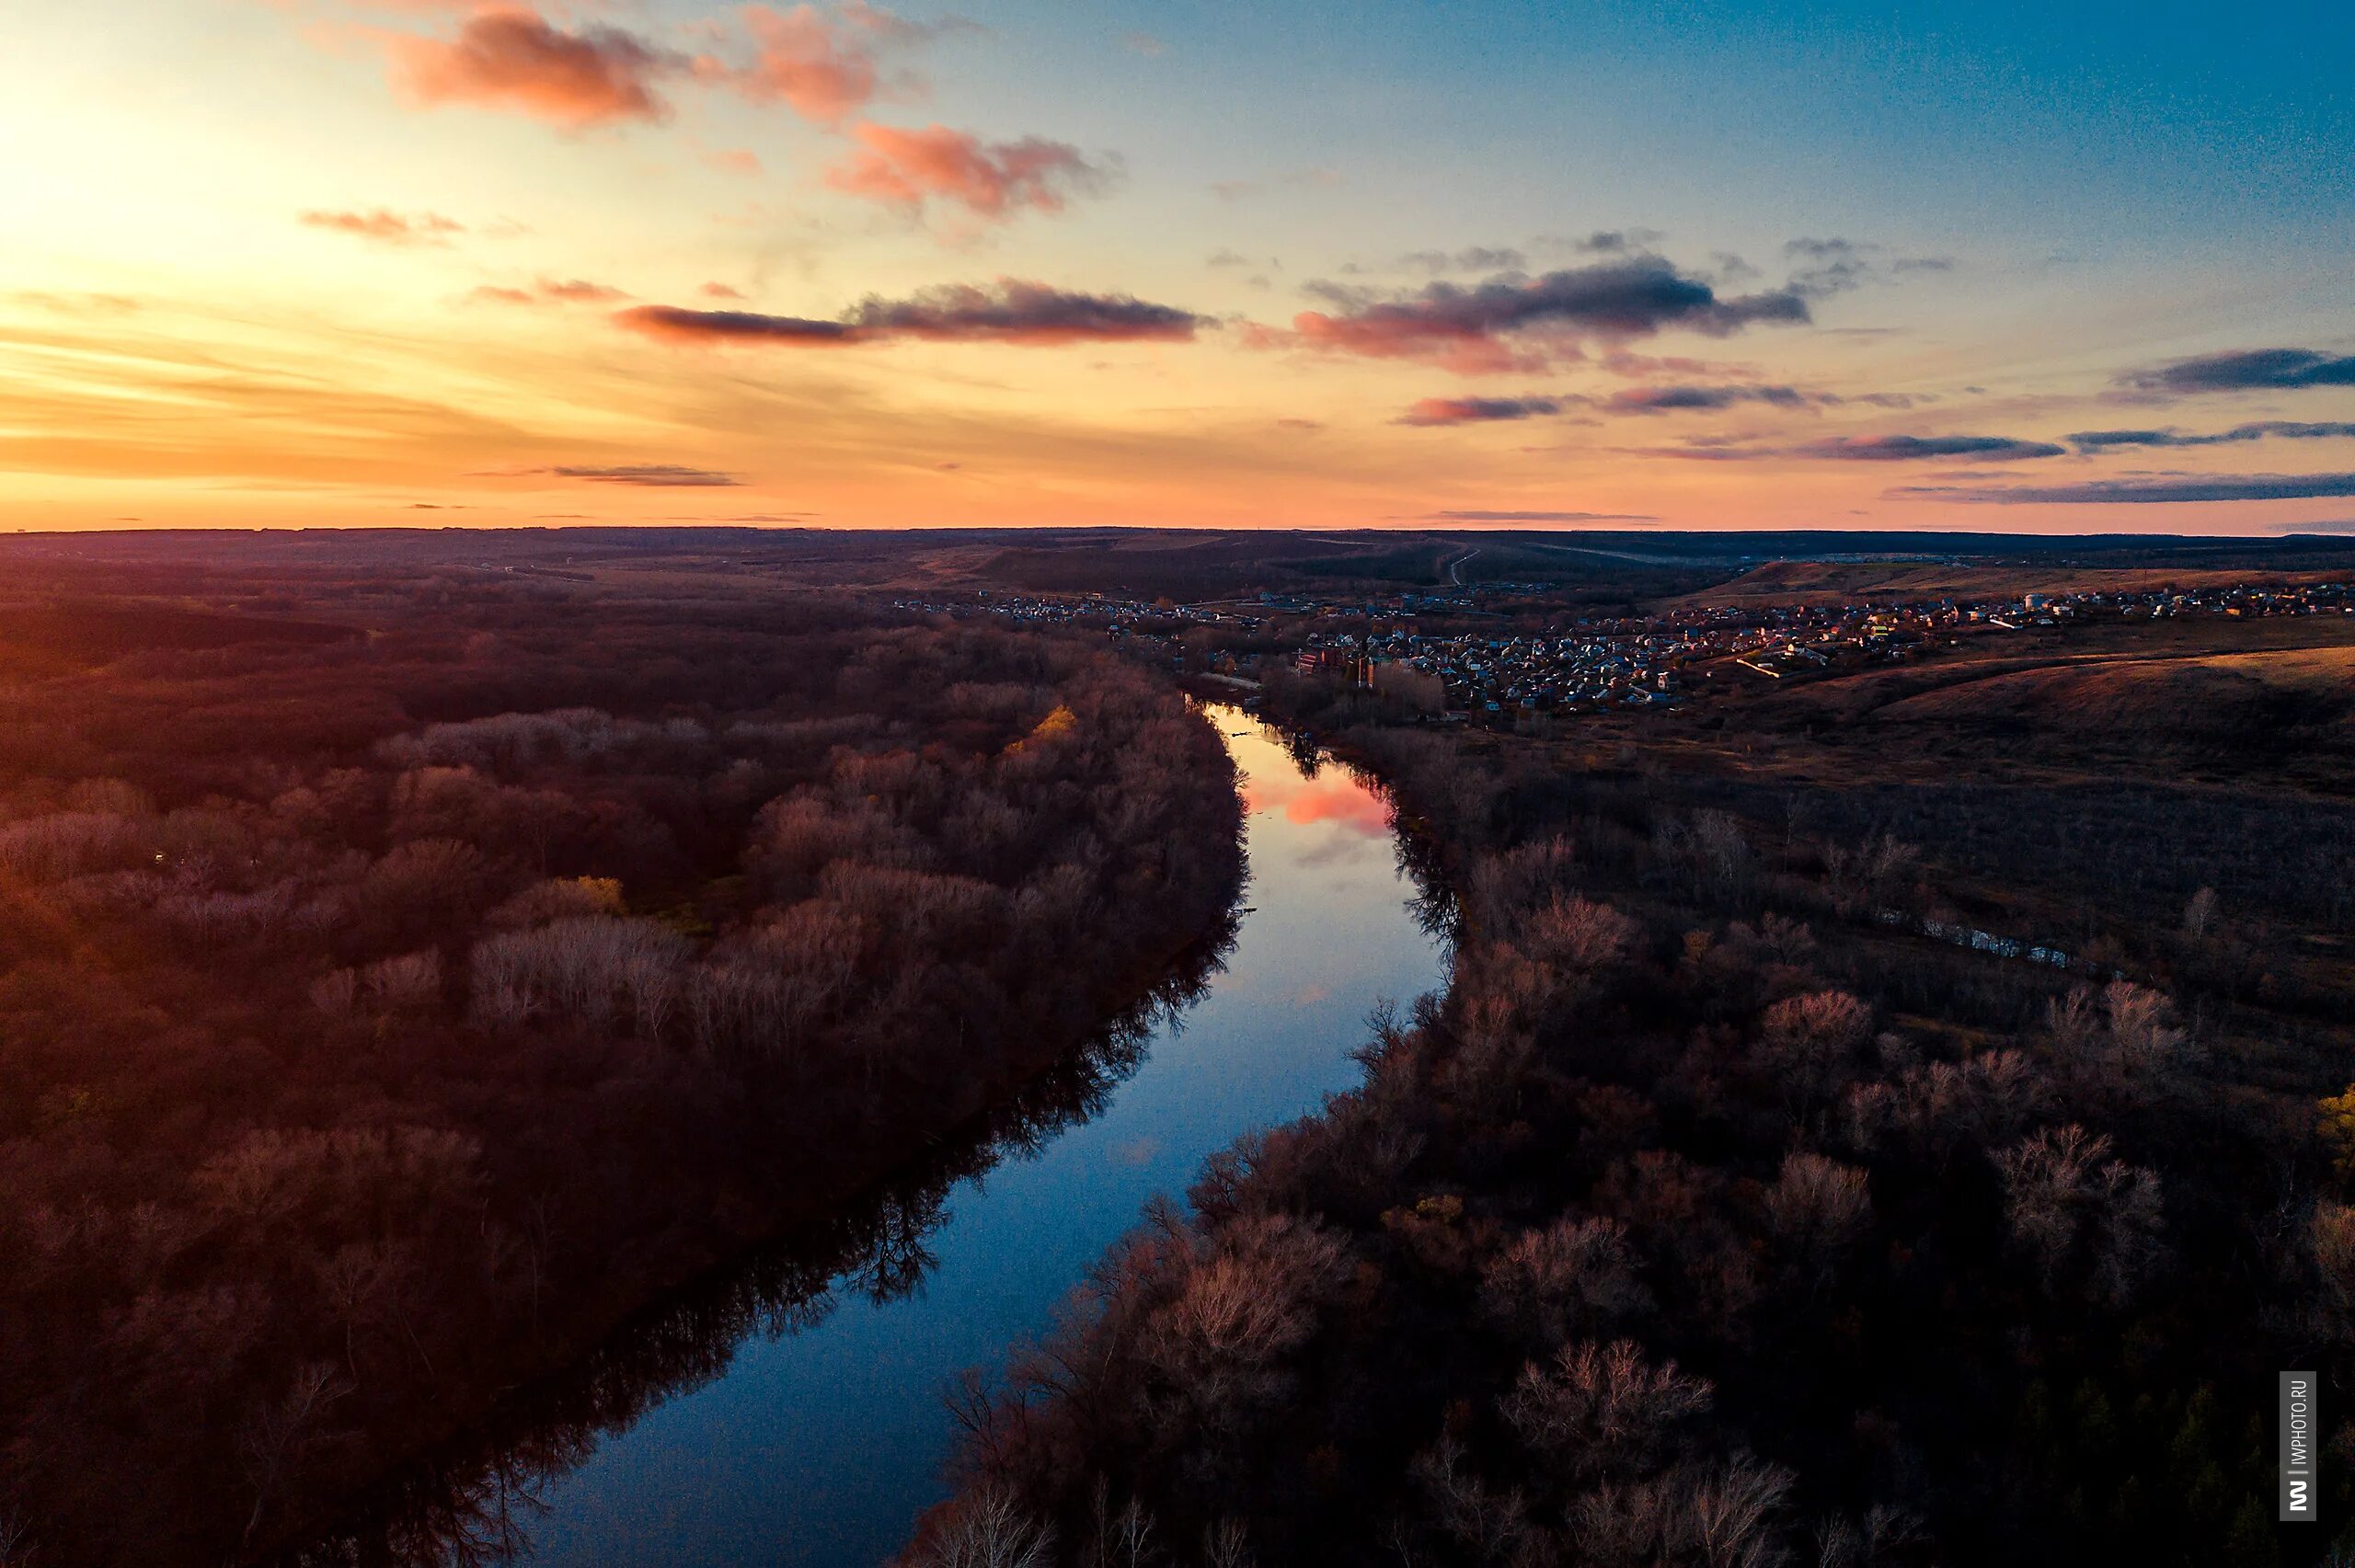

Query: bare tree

[1500,1339,1712,1480]
[1200,1518,1254,1568]
[1480,1215,1648,1345]
[469,915,690,1033]
[1143,1216,1350,1431]
[1814,1505,1924,1568]
[1995,1125,2165,1302]
[1763,1152,1872,1285]
[1522,895,1639,989]
[363,949,442,1011]
[1411,1435,1531,1563]
[1078,1478,1155,1568]
[1757,990,1874,1127]
[316,1241,410,1380]
[906,1485,1056,1568]
[1678,1454,1796,1568]
[238,1361,350,1551]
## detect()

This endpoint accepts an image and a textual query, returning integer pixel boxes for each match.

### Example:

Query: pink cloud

[300,208,465,245]
[729,3,969,124]
[387,7,684,128]
[470,277,631,305]
[703,146,764,176]
[824,122,1110,220]
[736,4,879,124]
[538,277,629,303]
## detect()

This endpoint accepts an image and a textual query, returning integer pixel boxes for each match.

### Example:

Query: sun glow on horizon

[2,0,2350,534]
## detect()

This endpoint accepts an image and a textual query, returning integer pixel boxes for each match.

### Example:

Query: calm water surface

[326,706,1447,1568]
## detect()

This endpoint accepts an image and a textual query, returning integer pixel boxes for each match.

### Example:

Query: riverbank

[293,706,1449,1567]
[259,700,1249,1563]
[275,910,1242,1564]
[910,682,2355,1568]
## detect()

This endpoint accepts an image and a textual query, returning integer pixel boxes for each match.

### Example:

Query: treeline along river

[295,705,1450,1566]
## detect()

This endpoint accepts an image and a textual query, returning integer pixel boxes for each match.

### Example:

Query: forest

[914,640,2355,1567]
[0,567,1245,1565]
[7,528,2354,1568]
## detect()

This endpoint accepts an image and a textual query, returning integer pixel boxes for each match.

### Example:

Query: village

[892,573,2355,724]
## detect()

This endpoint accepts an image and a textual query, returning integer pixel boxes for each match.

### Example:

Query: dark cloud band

[616,281,1205,348]
[2068,421,2355,451]
[2120,348,2355,395]
[1896,472,2355,504]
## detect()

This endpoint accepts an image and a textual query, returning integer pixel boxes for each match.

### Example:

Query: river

[299,704,1449,1568]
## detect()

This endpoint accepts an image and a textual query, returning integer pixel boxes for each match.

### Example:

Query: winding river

[302,704,1448,1567]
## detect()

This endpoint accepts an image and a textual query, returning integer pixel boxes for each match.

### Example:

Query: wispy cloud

[548,464,741,486]
[300,208,465,246]
[2068,420,2355,451]
[1780,236,1955,299]
[1395,395,1567,427]
[731,2,970,126]
[1626,432,2064,463]
[470,277,630,305]
[1399,246,1528,274]
[701,146,764,177]
[1419,509,1659,522]
[12,291,141,315]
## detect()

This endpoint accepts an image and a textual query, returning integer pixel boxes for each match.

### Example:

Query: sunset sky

[6,0,2352,532]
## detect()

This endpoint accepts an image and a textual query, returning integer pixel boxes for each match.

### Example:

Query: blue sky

[2,0,2349,530]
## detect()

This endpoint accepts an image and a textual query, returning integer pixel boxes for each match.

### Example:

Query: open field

[1675,557,2355,608]
[1679,616,2355,791]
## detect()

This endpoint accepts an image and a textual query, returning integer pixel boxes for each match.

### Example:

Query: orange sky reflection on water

[1239,762,1395,838]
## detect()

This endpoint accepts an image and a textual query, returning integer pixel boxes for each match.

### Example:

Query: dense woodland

[6,529,2354,1568]
[0,576,1244,1564]
[914,660,2355,1567]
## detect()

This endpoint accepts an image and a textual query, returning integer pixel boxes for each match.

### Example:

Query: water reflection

[289,707,1449,1568]
[287,952,1225,1568]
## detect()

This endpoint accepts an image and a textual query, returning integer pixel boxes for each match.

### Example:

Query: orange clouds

[1279,311,1546,375]
[388,8,684,128]
[344,5,1115,229]
[736,3,890,125]
[702,147,764,176]
[825,122,1111,220]
[300,208,465,245]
